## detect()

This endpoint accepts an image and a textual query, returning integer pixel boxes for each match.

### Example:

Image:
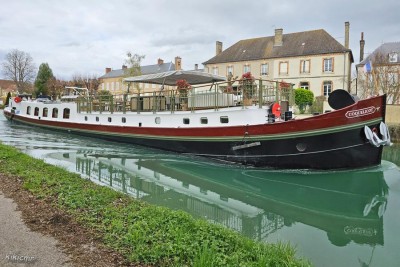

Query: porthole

[200,117,208,124]
[96,117,99,122]
[220,116,229,123]
[183,118,190,125]
[122,117,126,123]
[155,117,161,124]
[296,143,307,152]
[108,117,112,122]
[84,116,88,121]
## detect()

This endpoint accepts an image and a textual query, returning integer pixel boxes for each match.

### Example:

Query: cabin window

[108,117,112,122]
[96,117,99,122]
[42,108,48,117]
[155,117,161,124]
[34,107,39,116]
[122,117,126,123]
[27,106,31,115]
[63,108,70,119]
[200,117,208,124]
[183,118,190,125]
[84,116,88,121]
[139,122,142,127]
[220,196,228,202]
[52,108,58,118]
[220,116,229,123]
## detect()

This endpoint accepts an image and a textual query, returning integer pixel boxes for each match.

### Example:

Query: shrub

[294,88,314,114]
[309,95,325,114]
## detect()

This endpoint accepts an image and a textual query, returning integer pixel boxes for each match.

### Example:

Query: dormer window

[389,52,398,63]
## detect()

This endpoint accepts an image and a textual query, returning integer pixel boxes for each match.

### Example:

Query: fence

[75,79,294,114]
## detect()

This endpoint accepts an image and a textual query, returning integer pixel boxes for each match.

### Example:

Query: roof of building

[0,79,17,92]
[358,42,400,66]
[99,62,176,79]
[203,29,353,65]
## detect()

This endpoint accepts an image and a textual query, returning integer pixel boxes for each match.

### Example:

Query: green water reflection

[52,150,394,256]
[1,114,399,266]
[383,144,400,166]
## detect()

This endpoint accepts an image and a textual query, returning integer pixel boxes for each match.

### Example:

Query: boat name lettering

[343,226,377,237]
[345,106,376,118]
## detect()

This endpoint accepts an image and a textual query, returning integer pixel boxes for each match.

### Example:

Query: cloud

[0,0,399,80]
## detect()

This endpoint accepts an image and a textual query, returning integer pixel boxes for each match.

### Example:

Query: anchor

[364,122,392,147]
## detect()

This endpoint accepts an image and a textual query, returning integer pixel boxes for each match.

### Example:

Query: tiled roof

[0,79,17,91]
[99,62,176,79]
[358,42,400,66]
[203,29,353,65]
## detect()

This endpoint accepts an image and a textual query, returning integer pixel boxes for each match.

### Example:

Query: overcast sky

[1,0,399,80]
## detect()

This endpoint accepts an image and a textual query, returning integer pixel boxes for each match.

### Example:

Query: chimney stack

[157,58,164,65]
[175,56,182,70]
[105,67,112,74]
[216,41,223,56]
[274,28,283,46]
[360,32,365,62]
[345,21,350,49]
[195,64,198,70]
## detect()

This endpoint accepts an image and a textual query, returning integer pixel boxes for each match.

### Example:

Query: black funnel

[328,89,357,110]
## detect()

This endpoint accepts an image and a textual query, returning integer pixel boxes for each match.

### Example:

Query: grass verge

[0,143,310,266]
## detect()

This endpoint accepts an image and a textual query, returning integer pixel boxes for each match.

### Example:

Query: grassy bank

[0,143,309,267]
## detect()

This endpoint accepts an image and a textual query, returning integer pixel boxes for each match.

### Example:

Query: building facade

[203,23,353,98]
[0,79,17,104]
[356,38,400,104]
[99,57,182,95]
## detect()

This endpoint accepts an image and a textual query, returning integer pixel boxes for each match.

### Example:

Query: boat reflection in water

[58,150,388,247]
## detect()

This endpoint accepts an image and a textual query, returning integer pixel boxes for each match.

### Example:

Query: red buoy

[14,96,22,103]
[271,103,281,118]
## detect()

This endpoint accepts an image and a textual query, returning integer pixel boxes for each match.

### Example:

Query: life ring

[271,102,281,118]
[14,96,22,103]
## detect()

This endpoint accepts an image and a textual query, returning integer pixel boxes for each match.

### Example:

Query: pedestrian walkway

[0,191,72,267]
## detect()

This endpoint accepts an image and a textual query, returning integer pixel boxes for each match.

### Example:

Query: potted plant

[239,72,255,105]
[176,79,191,110]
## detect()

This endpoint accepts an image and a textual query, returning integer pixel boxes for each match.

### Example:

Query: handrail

[76,79,294,114]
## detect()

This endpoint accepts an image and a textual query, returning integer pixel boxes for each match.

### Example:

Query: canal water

[0,113,399,267]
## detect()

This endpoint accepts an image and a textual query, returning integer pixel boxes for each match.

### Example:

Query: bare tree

[123,52,145,93]
[124,52,145,76]
[1,49,36,93]
[71,73,100,96]
[358,52,400,104]
[46,77,67,100]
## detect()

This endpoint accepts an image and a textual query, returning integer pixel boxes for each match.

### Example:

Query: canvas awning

[123,70,226,86]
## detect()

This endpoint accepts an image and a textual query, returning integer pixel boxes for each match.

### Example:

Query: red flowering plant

[239,72,255,99]
[176,79,191,106]
[279,81,291,89]
[176,79,191,97]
